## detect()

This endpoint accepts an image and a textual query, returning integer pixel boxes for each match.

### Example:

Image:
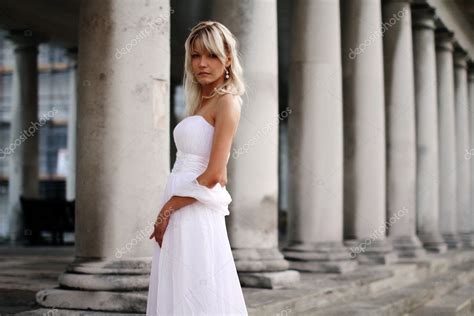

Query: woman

[146,21,248,315]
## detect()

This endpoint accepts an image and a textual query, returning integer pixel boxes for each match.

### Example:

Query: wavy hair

[183,21,246,116]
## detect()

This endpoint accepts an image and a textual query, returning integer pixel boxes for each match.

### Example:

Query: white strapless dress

[146,115,248,316]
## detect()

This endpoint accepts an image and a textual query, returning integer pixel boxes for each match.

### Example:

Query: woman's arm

[197,94,240,188]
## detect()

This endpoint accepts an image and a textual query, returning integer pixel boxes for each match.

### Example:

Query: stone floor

[0,245,76,315]
[1,245,474,315]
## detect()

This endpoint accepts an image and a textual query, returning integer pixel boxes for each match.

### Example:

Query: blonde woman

[146,21,248,315]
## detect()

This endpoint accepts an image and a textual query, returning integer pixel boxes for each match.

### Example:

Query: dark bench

[20,196,75,245]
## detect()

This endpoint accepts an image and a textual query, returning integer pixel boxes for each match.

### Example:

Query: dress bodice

[171,115,214,175]
[173,115,214,158]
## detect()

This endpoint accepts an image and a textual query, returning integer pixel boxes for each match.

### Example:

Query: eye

[209,53,218,58]
[191,53,199,58]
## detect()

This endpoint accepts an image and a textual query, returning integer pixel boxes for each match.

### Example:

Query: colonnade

[4,0,473,312]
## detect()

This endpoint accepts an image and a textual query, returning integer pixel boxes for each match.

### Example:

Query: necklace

[202,88,218,99]
[202,92,216,99]
[202,82,227,99]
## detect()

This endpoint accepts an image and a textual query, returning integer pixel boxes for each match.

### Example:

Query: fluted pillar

[341,0,396,264]
[281,0,357,273]
[453,47,473,248]
[411,5,447,253]
[66,48,78,201]
[36,0,171,312]
[213,0,300,287]
[6,31,40,245]
[436,30,462,249]
[468,61,474,244]
[382,0,426,258]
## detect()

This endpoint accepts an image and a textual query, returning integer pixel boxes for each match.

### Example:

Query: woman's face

[191,40,226,86]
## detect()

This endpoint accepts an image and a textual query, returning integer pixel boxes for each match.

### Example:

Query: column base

[237,270,300,289]
[233,248,290,271]
[442,233,463,249]
[233,248,300,288]
[344,239,398,265]
[458,232,474,248]
[282,241,358,273]
[418,232,448,253]
[390,235,427,258]
[36,257,150,313]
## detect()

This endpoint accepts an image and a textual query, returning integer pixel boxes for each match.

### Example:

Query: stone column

[6,31,40,245]
[453,47,474,248]
[36,0,171,312]
[468,61,474,244]
[212,0,300,287]
[66,48,77,201]
[411,5,447,253]
[280,0,357,273]
[341,0,396,264]
[382,0,426,258]
[436,30,462,249]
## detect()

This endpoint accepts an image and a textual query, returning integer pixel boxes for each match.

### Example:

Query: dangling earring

[225,68,229,79]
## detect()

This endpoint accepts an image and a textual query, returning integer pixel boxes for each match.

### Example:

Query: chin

[200,78,217,85]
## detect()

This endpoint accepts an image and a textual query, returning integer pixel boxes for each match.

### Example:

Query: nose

[199,55,208,67]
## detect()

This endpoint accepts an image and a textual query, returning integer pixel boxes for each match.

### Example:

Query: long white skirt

[146,172,248,316]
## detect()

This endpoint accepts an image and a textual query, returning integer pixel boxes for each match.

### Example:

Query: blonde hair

[183,21,246,116]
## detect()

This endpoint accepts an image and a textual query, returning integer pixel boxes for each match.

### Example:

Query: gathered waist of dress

[171,150,209,175]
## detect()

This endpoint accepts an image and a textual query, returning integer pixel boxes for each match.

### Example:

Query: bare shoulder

[215,93,241,123]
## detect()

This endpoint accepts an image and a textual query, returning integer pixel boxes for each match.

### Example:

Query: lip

[198,72,210,76]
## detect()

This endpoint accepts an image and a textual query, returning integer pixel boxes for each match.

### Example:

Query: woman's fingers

[150,215,170,247]
[157,230,163,247]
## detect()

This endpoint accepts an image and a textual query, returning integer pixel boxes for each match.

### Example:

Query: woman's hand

[196,166,227,189]
[149,203,175,247]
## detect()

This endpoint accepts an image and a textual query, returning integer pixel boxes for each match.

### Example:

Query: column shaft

[213,0,300,287]
[382,0,426,258]
[66,50,77,201]
[36,0,171,312]
[436,30,462,249]
[468,62,474,243]
[411,5,447,253]
[341,0,396,264]
[454,48,473,248]
[283,0,357,272]
[7,32,40,245]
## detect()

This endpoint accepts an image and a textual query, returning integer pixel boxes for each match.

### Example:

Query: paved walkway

[1,245,474,315]
[0,245,74,315]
